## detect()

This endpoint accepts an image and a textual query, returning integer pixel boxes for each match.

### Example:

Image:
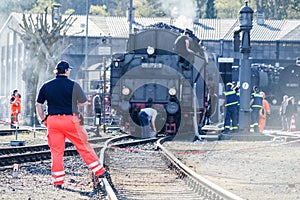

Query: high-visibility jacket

[251,92,263,108]
[224,89,239,107]
[10,95,21,114]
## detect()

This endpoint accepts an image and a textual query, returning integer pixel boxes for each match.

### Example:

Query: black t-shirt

[36,76,87,115]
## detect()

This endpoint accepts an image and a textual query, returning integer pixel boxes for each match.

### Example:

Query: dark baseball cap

[55,60,73,70]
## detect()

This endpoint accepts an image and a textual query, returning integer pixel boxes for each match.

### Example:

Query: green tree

[134,0,165,17]
[1,0,300,20]
[256,0,300,19]
[195,0,211,18]
[205,0,217,19]
[30,0,55,13]
[215,0,242,19]
[90,5,109,16]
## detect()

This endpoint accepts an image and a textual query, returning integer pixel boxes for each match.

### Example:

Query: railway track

[99,135,244,200]
[267,130,300,142]
[0,127,40,136]
[0,137,110,167]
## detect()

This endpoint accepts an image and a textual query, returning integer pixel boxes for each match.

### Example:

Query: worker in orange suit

[259,92,270,132]
[36,60,109,189]
[10,89,21,128]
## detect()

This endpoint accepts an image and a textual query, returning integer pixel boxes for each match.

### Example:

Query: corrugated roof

[277,20,300,41]
[251,20,286,41]
[105,17,129,38]
[67,15,106,37]
[4,13,300,42]
[194,19,238,40]
[89,17,173,38]
[284,25,300,41]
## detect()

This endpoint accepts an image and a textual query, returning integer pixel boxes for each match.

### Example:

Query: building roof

[4,13,300,42]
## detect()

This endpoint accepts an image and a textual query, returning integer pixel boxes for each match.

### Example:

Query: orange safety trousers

[259,99,270,132]
[47,115,106,186]
[259,116,266,132]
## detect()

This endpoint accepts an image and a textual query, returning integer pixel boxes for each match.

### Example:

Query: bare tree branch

[10,9,77,125]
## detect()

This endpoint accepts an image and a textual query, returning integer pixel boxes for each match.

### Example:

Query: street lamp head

[239,1,253,30]
[52,3,62,26]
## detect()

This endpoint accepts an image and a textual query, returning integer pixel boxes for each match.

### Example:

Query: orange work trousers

[259,115,266,132]
[47,115,106,185]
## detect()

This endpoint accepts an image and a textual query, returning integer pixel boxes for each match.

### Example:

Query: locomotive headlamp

[168,88,176,95]
[147,46,155,55]
[122,87,130,95]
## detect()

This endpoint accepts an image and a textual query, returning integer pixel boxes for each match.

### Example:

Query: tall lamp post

[238,1,253,133]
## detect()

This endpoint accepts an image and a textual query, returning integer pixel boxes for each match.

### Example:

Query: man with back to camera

[250,86,263,133]
[223,82,239,133]
[35,60,108,189]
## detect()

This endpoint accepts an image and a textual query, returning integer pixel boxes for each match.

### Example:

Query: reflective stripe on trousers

[52,170,66,185]
[47,115,105,184]
[224,105,238,131]
[251,107,261,127]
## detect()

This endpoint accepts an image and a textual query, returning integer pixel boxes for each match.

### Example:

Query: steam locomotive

[250,62,300,128]
[109,23,208,139]
[254,63,300,104]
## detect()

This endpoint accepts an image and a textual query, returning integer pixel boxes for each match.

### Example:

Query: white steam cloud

[159,0,197,30]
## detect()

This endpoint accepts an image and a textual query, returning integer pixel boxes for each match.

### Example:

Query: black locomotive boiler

[109,23,208,140]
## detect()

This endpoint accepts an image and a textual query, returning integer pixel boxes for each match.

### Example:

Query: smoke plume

[159,0,197,30]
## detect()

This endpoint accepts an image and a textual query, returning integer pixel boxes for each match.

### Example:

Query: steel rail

[99,134,131,200]
[0,137,108,167]
[157,137,244,200]
[99,134,160,199]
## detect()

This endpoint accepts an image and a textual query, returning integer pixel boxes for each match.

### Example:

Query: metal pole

[33,113,36,138]
[84,0,89,92]
[239,29,252,132]
[239,38,251,133]
[238,1,253,133]
[129,0,133,34]
[193,83,200,140]
[103,57,106,133]
[15,112,18,140]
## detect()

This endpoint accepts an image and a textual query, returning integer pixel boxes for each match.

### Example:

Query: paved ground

[164,130,300,200]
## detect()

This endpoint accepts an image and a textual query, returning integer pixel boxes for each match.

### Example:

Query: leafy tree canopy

[0,0,299,25]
